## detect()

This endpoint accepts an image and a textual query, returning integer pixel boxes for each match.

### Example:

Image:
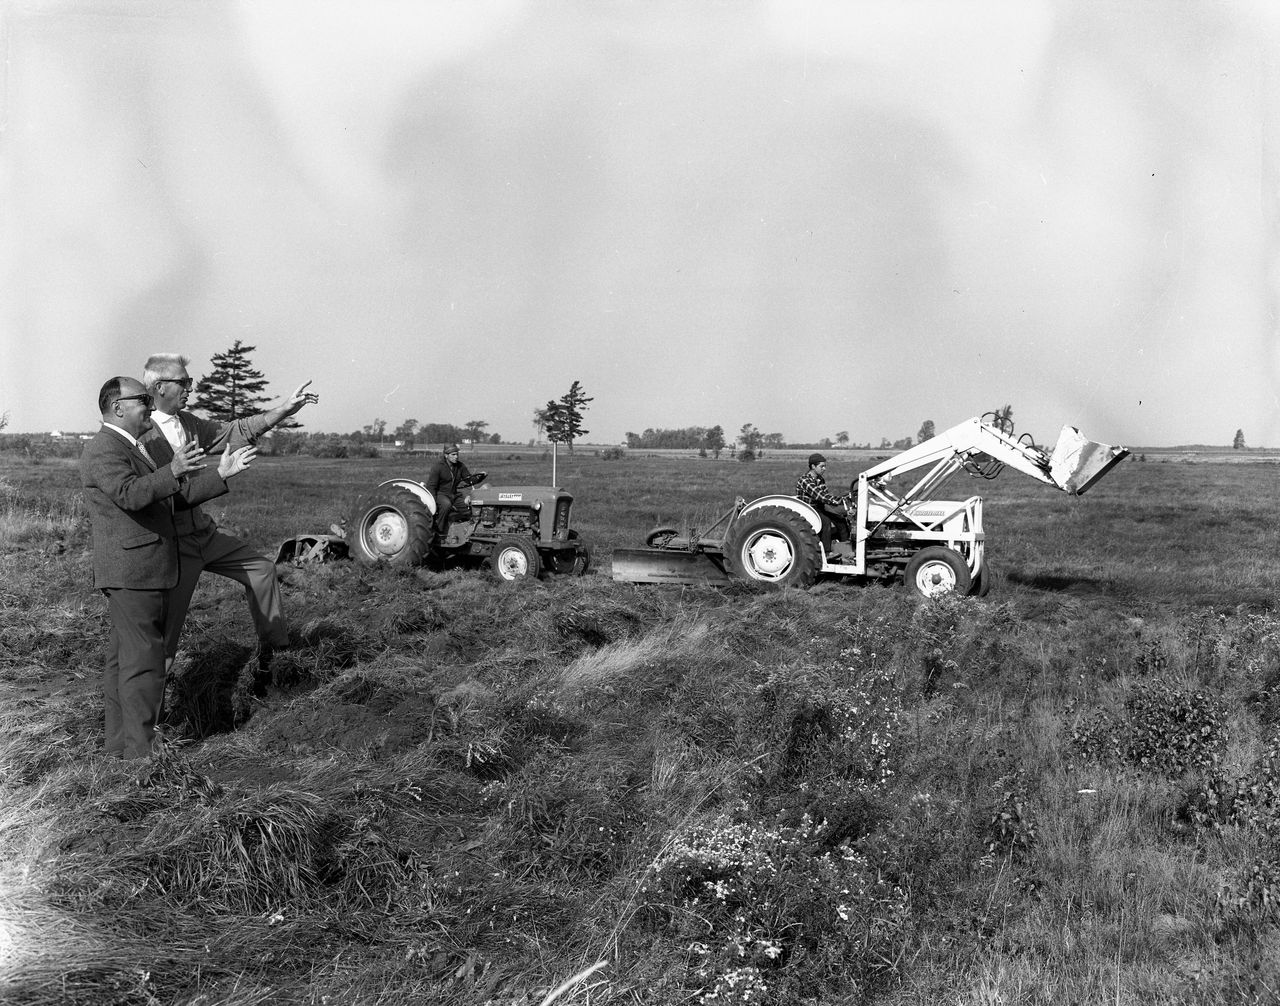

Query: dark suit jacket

[80,426,229,589]
[141,411,269,535]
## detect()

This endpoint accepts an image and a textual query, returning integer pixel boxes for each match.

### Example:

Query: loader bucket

[610,548,731,585]
[1048,426,1130,495]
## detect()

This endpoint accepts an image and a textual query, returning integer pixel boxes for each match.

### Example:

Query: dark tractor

[346,473,591,581]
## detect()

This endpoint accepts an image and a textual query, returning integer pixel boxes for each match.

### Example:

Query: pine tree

[544,380,593,452]
[1234,429,1246,450]
[190,341,272,422]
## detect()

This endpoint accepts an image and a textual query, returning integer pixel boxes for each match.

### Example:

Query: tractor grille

[554,499,572,537]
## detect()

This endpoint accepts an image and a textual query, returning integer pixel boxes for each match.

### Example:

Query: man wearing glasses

[141,353,319,689]
[81,376,256,758]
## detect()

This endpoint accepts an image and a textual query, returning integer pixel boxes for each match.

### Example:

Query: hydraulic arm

[858,417,1129,502]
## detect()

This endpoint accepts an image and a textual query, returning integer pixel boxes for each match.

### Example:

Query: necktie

[137,441,157,468]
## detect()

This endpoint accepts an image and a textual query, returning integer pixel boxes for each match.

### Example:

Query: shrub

[600,447,625,460]
[639,812,909,1002]
[751,658,901,794]
[983,788,1037,860]
[1070,680,1227,776]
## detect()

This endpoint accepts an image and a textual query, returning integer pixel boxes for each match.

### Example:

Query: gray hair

[142,353,191,390]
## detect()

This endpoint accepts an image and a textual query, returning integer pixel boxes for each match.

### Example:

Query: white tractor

[611,414,1128,598]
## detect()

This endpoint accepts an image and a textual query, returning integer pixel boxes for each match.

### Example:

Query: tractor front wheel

[904,546,972,598]
[492,536,542,582]
[546,530,592,576]
[347,487,434,566]
[722,506,820,589]
[970,561,993,597]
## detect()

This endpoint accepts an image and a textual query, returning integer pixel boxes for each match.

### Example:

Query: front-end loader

[610,414,1128,597]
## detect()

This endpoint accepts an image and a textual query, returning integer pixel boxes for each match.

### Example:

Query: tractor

[345,472,591,581]
[611,414,1129,598]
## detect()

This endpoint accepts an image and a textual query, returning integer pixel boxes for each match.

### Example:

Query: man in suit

[140,353,319,681]
[81,376,256,759]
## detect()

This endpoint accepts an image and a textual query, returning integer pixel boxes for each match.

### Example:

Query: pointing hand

[285,380,319,415]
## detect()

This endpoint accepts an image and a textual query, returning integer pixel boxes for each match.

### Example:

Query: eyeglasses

[115,394,154,409]
[159,377,193,390]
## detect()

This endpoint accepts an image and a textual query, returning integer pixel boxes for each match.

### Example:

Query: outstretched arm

[259,380,319,432]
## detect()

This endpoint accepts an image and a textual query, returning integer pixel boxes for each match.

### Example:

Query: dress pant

[103,587,168,759]
[164,524,288,658]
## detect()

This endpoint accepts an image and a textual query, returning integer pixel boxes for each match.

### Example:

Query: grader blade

[1048,426,1130,495]
[610,548,731,584]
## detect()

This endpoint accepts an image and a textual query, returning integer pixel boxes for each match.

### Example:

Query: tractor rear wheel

[347,487,434,566]
[492,536,541,582]
[904,546,972,598]
[722,506,820,589]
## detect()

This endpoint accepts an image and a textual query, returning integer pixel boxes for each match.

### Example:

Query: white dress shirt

[151,410,187,450]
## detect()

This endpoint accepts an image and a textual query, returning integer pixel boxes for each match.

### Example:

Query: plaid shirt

[795,469,844,508]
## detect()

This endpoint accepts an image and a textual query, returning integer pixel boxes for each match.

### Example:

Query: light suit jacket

[141,411,271,535]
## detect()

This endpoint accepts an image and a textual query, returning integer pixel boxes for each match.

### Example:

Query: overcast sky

[3,0,1278,448]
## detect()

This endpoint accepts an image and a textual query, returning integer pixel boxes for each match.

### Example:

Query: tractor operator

[425,443,472,538]
[796,453,852,561]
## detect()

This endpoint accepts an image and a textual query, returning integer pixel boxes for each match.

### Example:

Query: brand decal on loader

[498,493,523,501]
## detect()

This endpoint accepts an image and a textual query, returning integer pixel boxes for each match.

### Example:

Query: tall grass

[2,453,1280,1003]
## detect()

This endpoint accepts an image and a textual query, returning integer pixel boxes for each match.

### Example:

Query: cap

[444,443,461,454]
[808,453,826,467]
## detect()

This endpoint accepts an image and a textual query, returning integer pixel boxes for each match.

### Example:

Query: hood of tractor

[468,485,572,506]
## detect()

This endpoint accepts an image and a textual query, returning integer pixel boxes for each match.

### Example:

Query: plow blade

[610,548,731,585]
[1048,426,1130,495]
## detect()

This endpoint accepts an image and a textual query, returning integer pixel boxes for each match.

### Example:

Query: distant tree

[990,404,1014,434]
[464,419,489,443]
[738,423,763,454]
[818,437,833,450]
[488,432,502,445]
[393,418,419,449]
[420,422,466,447]
[835,431,849,447]
[0,411,8,432]
[625,427,709,450]
[544,380,593,452]
[917,420,936,444]
[190,340,272,422]
[878,437,891,450]
[1234,429,1246,450]
[363,417,388,446]
[892,436,914,451]
[704,425,725,459]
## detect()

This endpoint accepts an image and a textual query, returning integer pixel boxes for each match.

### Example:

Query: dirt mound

[253,677,438,756]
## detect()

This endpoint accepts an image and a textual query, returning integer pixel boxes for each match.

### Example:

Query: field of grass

[3,449,1280,1004]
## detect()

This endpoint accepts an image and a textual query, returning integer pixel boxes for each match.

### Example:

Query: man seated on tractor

[795,453,851,561]
[425,443,472,540]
